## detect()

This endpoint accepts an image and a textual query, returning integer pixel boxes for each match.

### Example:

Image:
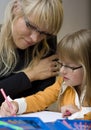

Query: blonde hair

[0,0,63,76]
[57,29,91,105]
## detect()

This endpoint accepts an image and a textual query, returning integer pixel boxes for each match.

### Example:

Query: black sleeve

[0,72,31,105]
[11,36,57,99]
[19,36,57,96]
[0,36,57,105]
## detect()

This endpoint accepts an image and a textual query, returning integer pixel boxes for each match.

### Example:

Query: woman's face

[12,16,50,49]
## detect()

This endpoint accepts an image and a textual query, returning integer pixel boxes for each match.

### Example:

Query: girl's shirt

[15,76,91,120]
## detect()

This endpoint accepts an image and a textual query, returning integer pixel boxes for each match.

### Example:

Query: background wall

[57,0,91,41]
[0,0,10,24]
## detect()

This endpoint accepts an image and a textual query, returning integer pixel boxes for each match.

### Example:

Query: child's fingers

[0,103,12,116]
[1,101,10,111]
[0,101,16,116]
[62,110,72,117]
[12,101,18,113]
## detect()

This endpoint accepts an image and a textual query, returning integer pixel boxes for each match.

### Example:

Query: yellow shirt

[25,76,62,113]
[22,76,91,120]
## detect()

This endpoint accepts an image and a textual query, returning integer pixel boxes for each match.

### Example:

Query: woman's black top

[0,36,57,105]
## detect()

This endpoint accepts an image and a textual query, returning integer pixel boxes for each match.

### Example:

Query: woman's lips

[24,39,34,46]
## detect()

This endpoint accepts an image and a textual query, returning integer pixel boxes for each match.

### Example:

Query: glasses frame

[24,16,54,38]
[57,61,82,71]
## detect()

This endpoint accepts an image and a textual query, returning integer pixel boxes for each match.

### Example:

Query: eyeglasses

[57,61,82,72]
[24,16,54,39]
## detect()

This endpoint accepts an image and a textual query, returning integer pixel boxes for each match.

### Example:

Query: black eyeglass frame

[24,16,54,38]
[57,61,82,71]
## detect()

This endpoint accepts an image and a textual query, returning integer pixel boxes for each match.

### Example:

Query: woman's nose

[29,31,40,43]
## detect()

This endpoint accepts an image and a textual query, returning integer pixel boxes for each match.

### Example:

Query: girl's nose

[60,66,67,74]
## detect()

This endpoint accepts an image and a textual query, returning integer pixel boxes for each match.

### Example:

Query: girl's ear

[12,0,22,16]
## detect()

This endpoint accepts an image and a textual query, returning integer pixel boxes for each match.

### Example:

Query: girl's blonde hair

[0,0,63,76]
[57,29,91,105]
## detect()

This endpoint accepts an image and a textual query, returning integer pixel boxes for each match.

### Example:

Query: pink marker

[0,88,13,109]
[0,88,16,116]
[65,110,72,116]
[63,110,72,118]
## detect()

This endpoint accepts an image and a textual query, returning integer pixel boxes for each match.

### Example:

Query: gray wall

[0,0,10,24]
[58,0,91,41]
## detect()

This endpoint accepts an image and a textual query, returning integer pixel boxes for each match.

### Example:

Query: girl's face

[59,59,84,87]
[12,16,51,49]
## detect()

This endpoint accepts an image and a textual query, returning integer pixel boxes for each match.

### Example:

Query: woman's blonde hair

[57,29,91,105]
[0,0,63,76]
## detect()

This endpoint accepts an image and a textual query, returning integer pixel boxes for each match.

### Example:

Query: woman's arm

[0,54,59,105]
[0,72,31,105]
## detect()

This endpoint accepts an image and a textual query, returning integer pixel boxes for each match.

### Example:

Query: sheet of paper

[68,107,91,119]
[18,111,63,122]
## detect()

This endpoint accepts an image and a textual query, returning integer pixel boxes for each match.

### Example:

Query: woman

[0,0,63,104]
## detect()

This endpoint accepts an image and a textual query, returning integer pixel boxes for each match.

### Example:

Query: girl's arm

[0,77,62,116]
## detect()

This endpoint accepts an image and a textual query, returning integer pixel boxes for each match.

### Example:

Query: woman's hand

[23,54,59,81]
[61,105,80,118]
[0,101,18,117]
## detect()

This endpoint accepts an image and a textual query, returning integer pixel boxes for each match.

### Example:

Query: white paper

[68,107,91,120]
[18,111,63,122]
[1,107,91,121]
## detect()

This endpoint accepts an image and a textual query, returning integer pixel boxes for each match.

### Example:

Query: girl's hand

[61,105,80,118]
[23,54,59,81]
[0,101,18,117]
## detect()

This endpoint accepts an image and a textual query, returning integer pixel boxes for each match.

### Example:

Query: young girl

[0,29,91,120]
